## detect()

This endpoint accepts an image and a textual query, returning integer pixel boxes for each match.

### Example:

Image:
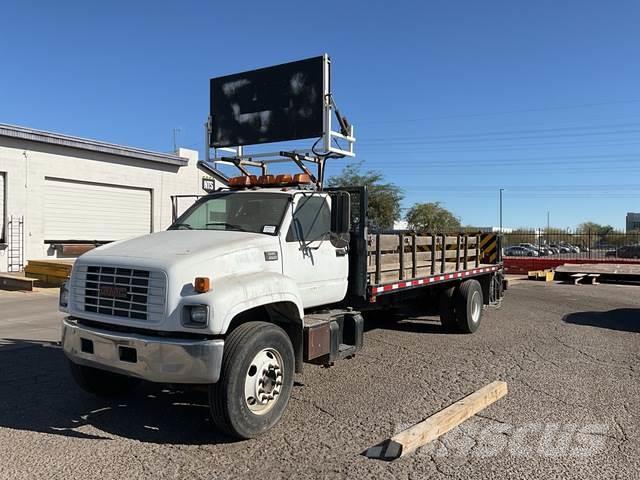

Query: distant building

[393,220,408,230]
[626,212,640,232]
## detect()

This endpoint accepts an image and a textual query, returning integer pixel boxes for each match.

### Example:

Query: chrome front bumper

[62,317,224,384]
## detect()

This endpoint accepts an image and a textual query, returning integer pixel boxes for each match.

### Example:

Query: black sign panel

[210,56,325,148]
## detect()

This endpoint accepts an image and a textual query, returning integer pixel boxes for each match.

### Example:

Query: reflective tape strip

[371,265,500,296]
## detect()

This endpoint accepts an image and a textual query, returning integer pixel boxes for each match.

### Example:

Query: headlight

[59,282,69,312]
[182,305,209,328]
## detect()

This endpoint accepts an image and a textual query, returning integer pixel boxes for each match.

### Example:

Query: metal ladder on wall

[7,216,24,272]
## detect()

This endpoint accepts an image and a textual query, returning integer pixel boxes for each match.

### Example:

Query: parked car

[607,245,640,259]
[563,243,580,253]
[519,243,554,256]
[505,246,539,257]
[550,244,571,254]
[535,245,555,256]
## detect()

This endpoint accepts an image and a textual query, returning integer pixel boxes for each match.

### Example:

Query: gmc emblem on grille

[99,285,128,299]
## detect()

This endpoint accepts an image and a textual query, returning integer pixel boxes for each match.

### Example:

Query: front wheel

[209,322,295,439]
[455,279,484,333]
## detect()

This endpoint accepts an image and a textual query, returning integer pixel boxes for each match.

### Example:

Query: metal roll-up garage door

[44,178,152,241]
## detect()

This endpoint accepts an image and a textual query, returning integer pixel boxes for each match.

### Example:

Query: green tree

[327,161,403,230]
[503,228,537,247]
[576,221,619,248]
[577,221,614,235]
[405,202,461,232]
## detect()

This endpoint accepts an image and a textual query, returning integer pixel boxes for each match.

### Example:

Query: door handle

[336,247,348,257]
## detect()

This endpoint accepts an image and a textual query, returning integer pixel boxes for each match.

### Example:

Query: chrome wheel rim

[244,348,284,415]
[471,291,481,323]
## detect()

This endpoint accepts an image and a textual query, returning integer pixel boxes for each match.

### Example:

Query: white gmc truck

[59,55,504,439]
[60,178,504,439]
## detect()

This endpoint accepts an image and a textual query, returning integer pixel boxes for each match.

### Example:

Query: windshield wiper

[206,222,245,231]
[171,223,193,230]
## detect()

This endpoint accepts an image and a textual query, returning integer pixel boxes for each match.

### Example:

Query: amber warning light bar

[227,173,312,189]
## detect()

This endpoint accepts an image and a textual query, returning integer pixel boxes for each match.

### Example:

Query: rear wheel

[455,279,483,333]
[68,361,140,396]
[209,322,294,439]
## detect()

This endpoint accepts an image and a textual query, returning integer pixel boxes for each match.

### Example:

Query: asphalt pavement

[0,282,638,479]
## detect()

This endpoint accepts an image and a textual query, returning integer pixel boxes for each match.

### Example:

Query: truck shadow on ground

[362,305,447,334]
[562,309,640,333]
[0,340,238,445]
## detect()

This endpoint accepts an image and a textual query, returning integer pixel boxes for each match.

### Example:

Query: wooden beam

[364,381,508,461]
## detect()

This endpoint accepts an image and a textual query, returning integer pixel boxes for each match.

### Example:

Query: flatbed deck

[365,231,501,299]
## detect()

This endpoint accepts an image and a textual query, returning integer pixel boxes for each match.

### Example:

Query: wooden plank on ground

[364,381,508,461]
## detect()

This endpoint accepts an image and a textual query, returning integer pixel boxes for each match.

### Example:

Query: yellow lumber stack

[527,269,555,282]
[24,259,74,287]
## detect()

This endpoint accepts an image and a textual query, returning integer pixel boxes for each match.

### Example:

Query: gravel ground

[0,282,638,479]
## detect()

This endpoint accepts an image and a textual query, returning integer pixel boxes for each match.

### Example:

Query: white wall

[0,137,213,270]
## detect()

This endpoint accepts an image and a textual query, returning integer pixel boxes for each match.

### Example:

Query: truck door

[281,193,348,308]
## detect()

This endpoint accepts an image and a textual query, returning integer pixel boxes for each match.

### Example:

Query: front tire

[209,322,295,439]
[455,279,484,333]
[68,361,140,396]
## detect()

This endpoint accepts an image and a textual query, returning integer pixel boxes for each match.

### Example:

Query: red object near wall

[504,257,640,275]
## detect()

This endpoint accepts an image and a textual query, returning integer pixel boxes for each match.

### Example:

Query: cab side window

[286,195,330,242]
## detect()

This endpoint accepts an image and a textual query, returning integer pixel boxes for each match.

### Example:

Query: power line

[359,121,640,144]
[360,99,640,125]
[359,128,640,147]
[359,140,640,155]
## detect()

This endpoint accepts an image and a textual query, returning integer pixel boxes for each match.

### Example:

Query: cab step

[303,310,364,366]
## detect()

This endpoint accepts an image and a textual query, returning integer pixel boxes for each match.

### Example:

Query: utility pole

[172,128,181,152]
[547,211,550,232]
[499,188,504,233]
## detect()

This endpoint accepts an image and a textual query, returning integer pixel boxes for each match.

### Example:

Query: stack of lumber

[24,259,74,287]
[527,269,555,282]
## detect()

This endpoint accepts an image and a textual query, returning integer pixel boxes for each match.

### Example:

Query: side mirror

[330,191,351,234]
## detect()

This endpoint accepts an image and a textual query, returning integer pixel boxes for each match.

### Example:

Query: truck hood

[77,230,280,274]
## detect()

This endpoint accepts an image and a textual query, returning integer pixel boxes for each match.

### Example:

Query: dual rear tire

[438,279,483,333]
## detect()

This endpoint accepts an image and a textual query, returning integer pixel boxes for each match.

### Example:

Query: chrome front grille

[71,265,166,321]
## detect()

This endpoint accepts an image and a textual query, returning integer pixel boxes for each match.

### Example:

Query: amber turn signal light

[194,277,210,293]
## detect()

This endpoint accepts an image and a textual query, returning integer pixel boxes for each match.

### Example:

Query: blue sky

[2,0,639,229]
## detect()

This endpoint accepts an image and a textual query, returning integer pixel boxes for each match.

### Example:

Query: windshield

[170,192,290,234]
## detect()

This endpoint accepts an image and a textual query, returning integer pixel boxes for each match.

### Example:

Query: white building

[0,123,222,272]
